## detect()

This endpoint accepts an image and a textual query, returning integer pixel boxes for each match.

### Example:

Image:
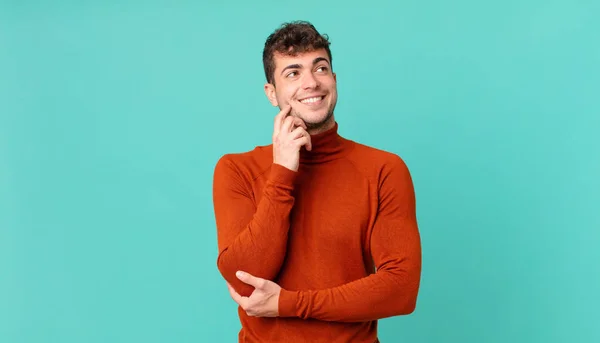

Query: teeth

[300,96,323,104]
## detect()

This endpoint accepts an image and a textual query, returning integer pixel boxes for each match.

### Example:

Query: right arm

[213,158,298,297]
[213,104,312,297]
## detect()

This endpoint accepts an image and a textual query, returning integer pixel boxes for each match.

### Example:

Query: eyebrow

[280,57,331,75]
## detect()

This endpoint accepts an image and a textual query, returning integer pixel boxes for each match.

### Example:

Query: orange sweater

[212,122,421,343]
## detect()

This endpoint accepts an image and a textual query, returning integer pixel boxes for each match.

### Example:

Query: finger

[299,129,312,151]
[292,117,307,130]
[273,105,292,136]
[226,282,240,302]
[295,134,312,151]
[226,282,248,308]
[280,115,296,134]
[290,126,307,140]
[236,270,266,289]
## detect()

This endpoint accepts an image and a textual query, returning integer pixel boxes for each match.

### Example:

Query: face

[264,49,338,132]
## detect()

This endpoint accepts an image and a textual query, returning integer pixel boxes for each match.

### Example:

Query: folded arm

[278,156,422,322]
[213,156,297,297]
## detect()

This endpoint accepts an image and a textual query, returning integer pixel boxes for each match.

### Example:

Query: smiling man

[212,21,422,343]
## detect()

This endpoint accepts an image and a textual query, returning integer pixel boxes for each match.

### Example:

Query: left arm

[278,156,422,322]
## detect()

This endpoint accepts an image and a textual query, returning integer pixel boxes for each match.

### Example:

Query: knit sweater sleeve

[278,156,422,322]
[213,155,297,297]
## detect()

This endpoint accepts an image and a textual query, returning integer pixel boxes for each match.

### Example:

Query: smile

[298,95,325,104]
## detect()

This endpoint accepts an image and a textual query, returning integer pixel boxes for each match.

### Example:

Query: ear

[333,72,337,82]
[264,83,279,107]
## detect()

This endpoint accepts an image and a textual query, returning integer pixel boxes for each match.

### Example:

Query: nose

[301,72,319,89]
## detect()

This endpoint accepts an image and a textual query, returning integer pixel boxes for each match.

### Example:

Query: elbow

[403,278,421,314]
[399,294,418,315]
[216,250,255,297]
[388,288,419,316]
[391,262,421,315]
[215,244,287,298]
[389,271,421,316]
[375,287,418,319]
[216,248,232,278]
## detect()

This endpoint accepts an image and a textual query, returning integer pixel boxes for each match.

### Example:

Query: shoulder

[344,141,416,201]
[345,140,411,178]
[213,144,273,181]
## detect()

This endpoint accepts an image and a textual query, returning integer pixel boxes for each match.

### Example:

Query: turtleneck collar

[300,121,351,164]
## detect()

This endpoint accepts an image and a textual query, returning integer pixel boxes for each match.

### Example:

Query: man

[212,20,421,343]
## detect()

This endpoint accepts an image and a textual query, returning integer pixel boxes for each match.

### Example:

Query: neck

[299,120,350,164]
[306,114,336,135]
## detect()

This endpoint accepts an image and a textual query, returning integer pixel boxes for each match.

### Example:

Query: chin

[294,108,327,122]
[302,110,334,130]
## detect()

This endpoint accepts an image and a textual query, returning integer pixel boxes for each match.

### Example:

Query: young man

[212,21,421,343]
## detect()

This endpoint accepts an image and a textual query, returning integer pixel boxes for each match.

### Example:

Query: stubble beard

[291,103,336,132]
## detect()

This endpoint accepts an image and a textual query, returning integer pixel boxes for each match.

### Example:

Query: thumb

[236,271,264,288]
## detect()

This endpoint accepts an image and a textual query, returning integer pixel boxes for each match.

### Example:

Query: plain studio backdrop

[1,1,598,342]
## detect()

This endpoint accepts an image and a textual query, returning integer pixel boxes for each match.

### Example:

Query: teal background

[1,1,599,342]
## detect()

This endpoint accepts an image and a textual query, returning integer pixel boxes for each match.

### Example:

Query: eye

[286,71,298,78]
[316,66,328,73]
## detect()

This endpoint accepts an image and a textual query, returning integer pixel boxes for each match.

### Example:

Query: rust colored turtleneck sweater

[212,122,421,343]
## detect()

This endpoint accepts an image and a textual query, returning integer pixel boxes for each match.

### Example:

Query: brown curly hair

[262,21,332,85]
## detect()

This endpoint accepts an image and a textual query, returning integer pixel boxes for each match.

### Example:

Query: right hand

[272,104,312,172]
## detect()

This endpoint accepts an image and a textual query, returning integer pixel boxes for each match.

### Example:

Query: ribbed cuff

[269,163,298,186]
[278,288,298,318]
